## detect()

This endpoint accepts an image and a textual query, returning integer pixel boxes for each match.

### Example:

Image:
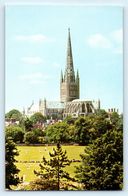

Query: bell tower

[60,28,80,102]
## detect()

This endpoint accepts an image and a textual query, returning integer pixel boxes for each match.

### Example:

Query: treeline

[5,110,46,144]
[5,109,123,146]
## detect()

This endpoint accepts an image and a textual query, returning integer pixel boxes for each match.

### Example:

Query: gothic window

[82,103,85,113]
[86,103,92,113]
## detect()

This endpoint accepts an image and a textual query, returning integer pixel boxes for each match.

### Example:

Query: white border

[0,0,128,195]
[0,0,127,6]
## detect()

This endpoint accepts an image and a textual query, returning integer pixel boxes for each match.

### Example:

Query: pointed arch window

[86,103,92,113]
[82,103,85,113]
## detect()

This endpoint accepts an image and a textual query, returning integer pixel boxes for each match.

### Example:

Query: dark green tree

[5,137,20,189]
[109,112,123,129]
[45,122,70,143]
[24,128,44,144]
[74,117,91,145]
[75,128,123,190]
[96,109,108,118]
[34,144,76,190]
[30,112,46,124]
[74,114,113,145]
[92,116,112,136]
[63,115,75,125]
[24,131,39,144]
[6,125,24,143]
[24,117,33,131]
[5,109,22,121]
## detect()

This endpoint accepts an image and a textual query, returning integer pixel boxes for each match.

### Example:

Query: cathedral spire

[64,28,75,82]
[60,29,80,102]
[67,28,73,69]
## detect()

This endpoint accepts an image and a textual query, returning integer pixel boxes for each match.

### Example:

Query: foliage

[44,112,122,146]
[96,109,108,118]
[45,122,70,143]
[5,137,21,189]
[75,127,123,190]
[23,117,33,132]
[24,132,38,144]
[109,112,122,127]
[32,128,45,137]
[6,125,24,143]
[5,109,23,121]
[34,143,76,190]
[30,112,46,124]
[74,117,91,145]
[28,178,59,190]
[5,110,123,148]
[23,128,44,144]
[63,115,75,125]
[73,113,113,145]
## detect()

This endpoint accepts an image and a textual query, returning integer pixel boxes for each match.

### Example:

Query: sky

[5,5,123,113]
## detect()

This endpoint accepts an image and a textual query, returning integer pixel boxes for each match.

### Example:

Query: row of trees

[5,109,123,190]
[5,110,46,144]
[45,110,122,145]
[5,109,123,146]
[5,109,46,123]
[6,125,45,144]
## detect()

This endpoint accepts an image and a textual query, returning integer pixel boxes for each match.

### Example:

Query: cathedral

[26,29,100,118]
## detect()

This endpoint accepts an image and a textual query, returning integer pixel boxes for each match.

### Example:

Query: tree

[23,117,33,132]
[75,128,123,190]
[74,117,92,145]
[45,122,70,143]
[109,112,122,128]
[96,109,108,118]
[64,115,75,125]
[92,115,112,136]
[5,109,22,121]
[6,125,24,143]
[34,144,76,190]
[73,114,114,145]
[24,131,39,144]
[24,128,45,144]
[30,112,46,124]
[5,137,20,189]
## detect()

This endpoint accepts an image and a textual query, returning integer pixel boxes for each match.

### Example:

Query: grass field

[16,145,85,182]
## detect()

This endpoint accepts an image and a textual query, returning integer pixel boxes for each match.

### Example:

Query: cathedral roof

[46,101,65,109]
[72,99,91,102]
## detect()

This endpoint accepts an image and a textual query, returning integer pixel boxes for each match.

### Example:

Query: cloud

[15,34,54,43]
[21,57,44,65]
[87,34,112,49]
[19,72,50,85]
[87,28,123,54]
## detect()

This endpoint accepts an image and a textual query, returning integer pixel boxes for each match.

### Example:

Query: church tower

[60,28,80,102]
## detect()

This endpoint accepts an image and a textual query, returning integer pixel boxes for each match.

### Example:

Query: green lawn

[16,145,85,182]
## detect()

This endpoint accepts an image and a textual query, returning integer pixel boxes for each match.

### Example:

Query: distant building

[60,28,79,102]
[26,29,100,118]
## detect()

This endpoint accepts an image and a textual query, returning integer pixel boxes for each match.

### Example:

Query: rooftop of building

[46,101,65,109]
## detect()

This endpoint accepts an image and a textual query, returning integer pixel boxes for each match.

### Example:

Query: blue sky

[5,5,123,113]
